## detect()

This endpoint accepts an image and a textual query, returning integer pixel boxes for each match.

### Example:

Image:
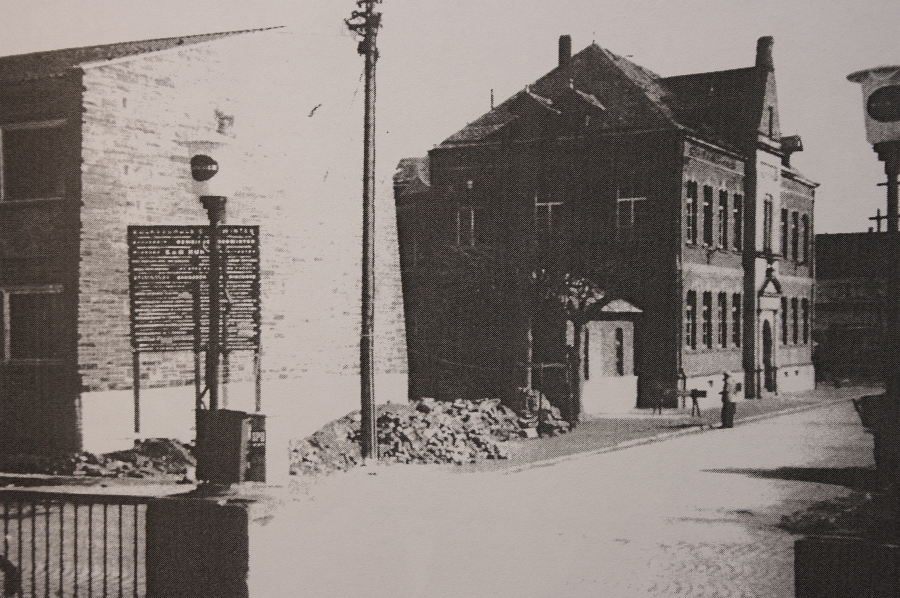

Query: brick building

[396,36,816,414]
[0,28,406,461]
[814,232,894,383]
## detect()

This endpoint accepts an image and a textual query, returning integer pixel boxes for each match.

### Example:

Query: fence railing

[0,488,150,598]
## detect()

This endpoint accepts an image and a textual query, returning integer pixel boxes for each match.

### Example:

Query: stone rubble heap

[290,395,571,476]
[0,438,196,479]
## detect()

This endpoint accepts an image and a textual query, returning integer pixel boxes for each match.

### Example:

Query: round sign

[867,85,900,123]
[190,154,219,182]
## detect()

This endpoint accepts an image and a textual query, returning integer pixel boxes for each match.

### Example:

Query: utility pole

[347,0,382,461]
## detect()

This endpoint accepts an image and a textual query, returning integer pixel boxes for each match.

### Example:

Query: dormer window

[0,120,67,201]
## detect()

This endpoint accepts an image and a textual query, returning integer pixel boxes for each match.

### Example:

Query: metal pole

[132,351,140,434]
[348,0,382,461]
[875,141,900,488]
[201,196,226,412]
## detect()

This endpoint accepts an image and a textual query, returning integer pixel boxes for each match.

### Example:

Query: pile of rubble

[290,393,571,476]
[92,438,196,478]
[376,398,521,465]
[0,438,196,480]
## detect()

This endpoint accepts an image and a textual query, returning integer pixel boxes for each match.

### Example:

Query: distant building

[396,35,816,415]
[0,28,406,460]
[814,232,893,382]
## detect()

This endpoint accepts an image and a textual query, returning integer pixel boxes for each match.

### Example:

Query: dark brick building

[0,29,406,459]
[396,36,816,414]
[814,232,894,383]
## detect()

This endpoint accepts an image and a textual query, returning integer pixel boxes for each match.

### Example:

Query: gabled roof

[0,28,276,82]
[440,44,679,148]
[437,42,769,153]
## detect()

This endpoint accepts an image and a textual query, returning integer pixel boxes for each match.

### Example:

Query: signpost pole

[201,196,227,412]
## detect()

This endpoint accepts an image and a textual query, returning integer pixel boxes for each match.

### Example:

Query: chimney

[559,35,572,68]
[755,36,774,71]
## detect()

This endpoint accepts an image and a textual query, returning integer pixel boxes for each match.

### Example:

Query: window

[686,181,698,244]
[615,328,624,376]
[535,199,563,244]
[763,195,774,253]
[791,211,799,261]
[802,298,809,344]
[615,170,650,234]
[801,214,810,263]
[733,194,743,250]
[718,292,728,347]
[2,288,65,360]
[791,298,799,344]
[718,191,728,248]
[781,297,789,344]
[780,208,789,257]
[703,185,714,246]
[702,291,713,349]
[685,290,697,350]
[1,120,67,201]
[732,293,741,347]
[616,197,649,231]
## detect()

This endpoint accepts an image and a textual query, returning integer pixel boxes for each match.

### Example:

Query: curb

[501,396,856,475]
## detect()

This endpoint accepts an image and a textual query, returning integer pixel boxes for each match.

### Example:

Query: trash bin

[196,409,266,485]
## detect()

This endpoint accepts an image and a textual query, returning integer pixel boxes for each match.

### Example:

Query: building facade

[814,232,894,383]
[396,36,816,414]
[0,28,406,460]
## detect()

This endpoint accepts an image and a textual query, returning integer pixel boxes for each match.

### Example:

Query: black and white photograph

[0,0,897,596]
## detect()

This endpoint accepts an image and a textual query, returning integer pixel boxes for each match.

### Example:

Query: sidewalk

[452,384,881,474]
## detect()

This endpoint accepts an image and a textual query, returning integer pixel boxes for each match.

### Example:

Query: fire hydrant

[720,373,736,428]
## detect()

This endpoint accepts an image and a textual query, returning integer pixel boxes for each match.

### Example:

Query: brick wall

[78,29,406,397]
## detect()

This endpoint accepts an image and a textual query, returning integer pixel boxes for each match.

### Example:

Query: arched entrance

[763,319,776,392]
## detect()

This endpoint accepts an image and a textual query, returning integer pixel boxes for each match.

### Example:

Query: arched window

[615,328,625,376]
[801,214,810,263]
[702,292,713,349]
[718,292,728,348]
[792,298,799,344]
[685,290,697,350]
[802,298,810,343]
[686,182,698,244]
[781,297,789,344]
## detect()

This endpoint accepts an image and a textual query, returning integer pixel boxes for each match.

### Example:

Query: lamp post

[848,65,900,488]
[189,135,235,484]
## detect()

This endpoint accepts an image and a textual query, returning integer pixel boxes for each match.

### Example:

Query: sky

[0,0,898,233]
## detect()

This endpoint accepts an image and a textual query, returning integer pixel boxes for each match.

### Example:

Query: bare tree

[529,269,605,424]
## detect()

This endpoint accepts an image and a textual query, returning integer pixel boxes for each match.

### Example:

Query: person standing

[720,373,736,428]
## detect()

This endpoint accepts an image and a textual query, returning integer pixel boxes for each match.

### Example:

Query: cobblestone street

[253,399,874,597]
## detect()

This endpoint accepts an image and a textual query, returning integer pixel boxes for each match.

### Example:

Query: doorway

[763,319,776,392]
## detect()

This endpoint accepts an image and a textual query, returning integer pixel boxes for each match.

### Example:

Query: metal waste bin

[196,409,266,485]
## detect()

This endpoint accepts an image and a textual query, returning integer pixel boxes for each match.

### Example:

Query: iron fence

[0,489,149,598]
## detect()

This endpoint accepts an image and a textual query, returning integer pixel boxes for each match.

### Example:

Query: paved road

[251,401,873,597]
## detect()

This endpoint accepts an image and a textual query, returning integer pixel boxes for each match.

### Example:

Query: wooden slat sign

[128,225,260,353]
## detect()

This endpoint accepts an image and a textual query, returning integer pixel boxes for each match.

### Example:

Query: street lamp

[188,133,238,485]
[847,65,900,488]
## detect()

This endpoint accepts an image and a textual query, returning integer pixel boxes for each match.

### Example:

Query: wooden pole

[349,0,382,461]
